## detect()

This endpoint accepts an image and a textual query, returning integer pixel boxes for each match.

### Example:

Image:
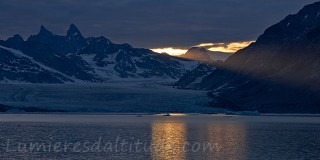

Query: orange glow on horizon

[151,48,188,56]
[151,41,254,56]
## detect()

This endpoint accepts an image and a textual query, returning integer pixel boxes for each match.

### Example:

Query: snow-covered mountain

[174,64,216,89]
[176,1,320,113]
[0,24,199,83]
[180,47,231,62]
[0,46,74,83]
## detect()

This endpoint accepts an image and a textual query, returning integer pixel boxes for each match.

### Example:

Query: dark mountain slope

[176,2,320,113]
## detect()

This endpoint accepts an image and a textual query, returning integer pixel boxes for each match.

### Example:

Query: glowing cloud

[196,43,217,47]
[151,41,255,56]
[151,47,188,56]
[196,41,255,53]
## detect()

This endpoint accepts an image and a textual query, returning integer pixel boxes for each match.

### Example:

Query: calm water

[0,114,320,160]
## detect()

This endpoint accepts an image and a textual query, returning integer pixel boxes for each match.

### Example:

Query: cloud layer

[151,41,254,55]
[196,41,255,53]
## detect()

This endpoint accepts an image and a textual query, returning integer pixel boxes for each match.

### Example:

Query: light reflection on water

[151,121,186,160]
[150,120,247,160]
[206,123,247,160]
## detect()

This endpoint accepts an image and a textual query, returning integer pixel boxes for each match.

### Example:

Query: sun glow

[151,41,255,56]
[151,47,188,56]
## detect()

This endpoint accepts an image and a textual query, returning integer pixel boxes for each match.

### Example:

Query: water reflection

[206,123,247,159]
[151,118,247,160]
[151,120,186,160]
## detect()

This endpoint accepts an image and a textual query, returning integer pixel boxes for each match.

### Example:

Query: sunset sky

[151,41,255,55]
[0,0,319,55]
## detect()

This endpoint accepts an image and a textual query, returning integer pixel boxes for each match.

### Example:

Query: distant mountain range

[180,47,232,62]
[176,1,320,113]
[0,24,199,83]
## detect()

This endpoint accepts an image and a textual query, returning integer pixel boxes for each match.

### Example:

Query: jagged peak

[95,36,110,42]
[7,34,24,42]
[67,24,83,37]
[122,43,132,48]
[39,25,54,36]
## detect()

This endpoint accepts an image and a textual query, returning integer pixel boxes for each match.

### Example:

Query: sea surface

[0,114,319,160]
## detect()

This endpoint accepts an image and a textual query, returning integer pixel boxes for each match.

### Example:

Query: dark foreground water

[0,114,319,160]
